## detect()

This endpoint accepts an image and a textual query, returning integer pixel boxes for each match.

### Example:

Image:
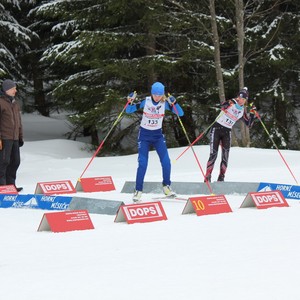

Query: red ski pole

[168,96,214,194]
[175,110,225,162]
[78,93,136,180]
[254,110,298,185]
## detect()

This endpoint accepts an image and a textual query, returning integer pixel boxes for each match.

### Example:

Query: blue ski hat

[151,82,165,95]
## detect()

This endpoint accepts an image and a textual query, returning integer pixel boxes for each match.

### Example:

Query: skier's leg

[154,136,171,187]
[135,140,150,191]
[218,129,231,181]
[205,126,220,181]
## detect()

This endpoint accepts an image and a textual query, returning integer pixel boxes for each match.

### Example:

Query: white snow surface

[1,113,300,300]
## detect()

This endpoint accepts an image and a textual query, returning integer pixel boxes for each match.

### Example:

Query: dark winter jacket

[0,91,23,140]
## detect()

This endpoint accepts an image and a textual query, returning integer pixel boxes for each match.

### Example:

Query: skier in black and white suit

[204,87,256,182]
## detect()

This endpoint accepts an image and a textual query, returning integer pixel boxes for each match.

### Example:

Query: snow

[1,113,300,300]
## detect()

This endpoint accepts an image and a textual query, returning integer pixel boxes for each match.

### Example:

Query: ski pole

[78,92,136,180]
[175,110,225,162]
[254,110,299,185]
[168,96,214,194]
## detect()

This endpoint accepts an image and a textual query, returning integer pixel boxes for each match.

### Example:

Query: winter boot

[162,185,176,197]
[217,174,225,182]
[132,190,142,203]
[204,174,211,183]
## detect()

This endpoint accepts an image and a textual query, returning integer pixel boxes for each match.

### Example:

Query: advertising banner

[240,190,289,209]
[115,201,167,224]
[257,182,300,200]
[0,194,73,210]
[37,210,94,232]
[75,176,116,192]
[182,194,232,216]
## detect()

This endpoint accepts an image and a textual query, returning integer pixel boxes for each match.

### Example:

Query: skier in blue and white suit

[126,82,184,203]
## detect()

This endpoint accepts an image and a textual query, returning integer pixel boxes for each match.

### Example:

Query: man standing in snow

[126,81,184,203]
[204,87,256,183]
[0,79,24,191]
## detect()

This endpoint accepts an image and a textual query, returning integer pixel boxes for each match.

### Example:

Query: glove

[127,91,137,104]
[229,99,237,106]
[221,99,234,110]
[0,139,2,150]
[19,139,24,147]
[249,102,257,115]
[167,95,176,105]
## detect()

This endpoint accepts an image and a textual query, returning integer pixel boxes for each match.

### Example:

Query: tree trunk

[32,67,48,116]
[209,0,225,103]
[235,0,250,147]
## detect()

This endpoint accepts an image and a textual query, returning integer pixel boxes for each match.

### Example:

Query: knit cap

[151,82,165,95]
[2,79,16,92]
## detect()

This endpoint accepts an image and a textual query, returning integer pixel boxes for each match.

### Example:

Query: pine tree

[0,0,36,91]
[25,0,300,151]
[30,0,216,152]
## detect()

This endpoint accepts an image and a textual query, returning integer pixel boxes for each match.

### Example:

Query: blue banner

[257,182,300,200]
[0,194,73,210]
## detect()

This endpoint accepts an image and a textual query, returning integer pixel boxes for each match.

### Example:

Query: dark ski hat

[2,79,16,92]
[238,87,249,100]
[151,82,165,95]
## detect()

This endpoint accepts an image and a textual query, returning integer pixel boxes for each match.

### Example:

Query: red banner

[76,176,116,192]
[35,180,76,195]
[240,190,289,209]
[0,185,18,194]
[115,201,167,224]
[37,210,94,232]
[182,194,232,216]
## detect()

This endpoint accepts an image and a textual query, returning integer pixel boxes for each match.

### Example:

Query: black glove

[229,99,237,106]
[19,139,24,147]
[221,99,235,110]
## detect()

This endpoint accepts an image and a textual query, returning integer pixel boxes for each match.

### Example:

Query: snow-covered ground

[1,113,300,300]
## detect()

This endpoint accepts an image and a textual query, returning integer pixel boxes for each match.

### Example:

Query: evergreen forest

[1,0,300,154]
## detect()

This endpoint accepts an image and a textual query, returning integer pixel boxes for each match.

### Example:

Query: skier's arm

[242,102,257,127]
[166,95,184,116]
[220,99,236,110]
[125,98,145,113]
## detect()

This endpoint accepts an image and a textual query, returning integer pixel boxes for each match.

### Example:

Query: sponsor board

[0,194,72,210]
[182,194,232,216]
[37,210,94,233]
[114,201,167,224]
[75,176,116,192]
[258,182,300,200]
[35,180,76,195]
[240,190,289,209]
[0,185,18,194]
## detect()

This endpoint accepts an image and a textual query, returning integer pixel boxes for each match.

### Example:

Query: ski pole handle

[78,98,131,180]
[127,91,137,104]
